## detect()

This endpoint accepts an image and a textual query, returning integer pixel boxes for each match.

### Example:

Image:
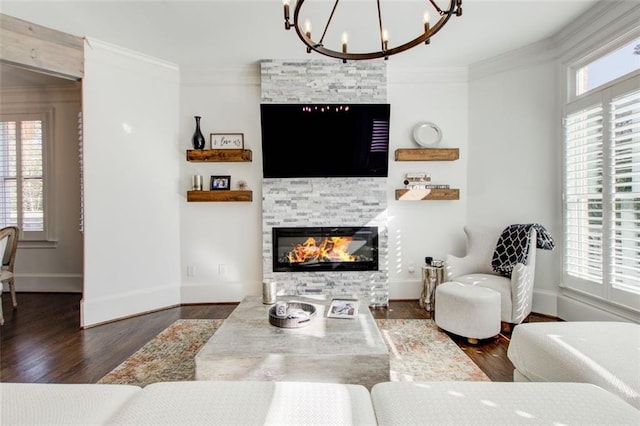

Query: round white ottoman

[435,281,501,344]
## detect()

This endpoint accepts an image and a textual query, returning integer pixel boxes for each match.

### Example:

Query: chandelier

[283,0,463,62]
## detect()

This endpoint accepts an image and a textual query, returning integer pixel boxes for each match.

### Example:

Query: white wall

[386,67,469,299]
[468,58,562,316]
[0,84,83,292]
[81,39,182,326]
[179,68,263,303]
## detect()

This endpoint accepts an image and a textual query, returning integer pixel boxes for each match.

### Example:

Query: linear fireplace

[272,226,379,272]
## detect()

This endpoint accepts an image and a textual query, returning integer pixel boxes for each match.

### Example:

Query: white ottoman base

[435,281,501,342]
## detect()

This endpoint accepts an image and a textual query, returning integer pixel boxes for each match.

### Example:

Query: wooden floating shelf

[186,149,252,162]
[395,148,459,162]
[187,190,253,202]
[395,188,460,201]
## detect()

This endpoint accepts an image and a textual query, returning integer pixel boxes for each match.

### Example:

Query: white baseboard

[532,289,558,317]
[387,279,422,300]
[558,292,640,323]
[80,285,180,327]
[180,281,259,304]
[8,274,82,293]
[389,280,563,319]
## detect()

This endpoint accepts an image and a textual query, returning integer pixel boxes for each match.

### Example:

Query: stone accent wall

[262,178,389,305]
[260,59,389,306]
[260,60,387,104]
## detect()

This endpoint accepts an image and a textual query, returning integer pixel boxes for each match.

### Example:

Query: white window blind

[565,104,604,284]
[564,74,640,310]
[611,88,640,293]
[0,116,45,236]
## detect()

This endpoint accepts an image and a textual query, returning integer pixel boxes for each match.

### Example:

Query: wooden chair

[0,226,19,325]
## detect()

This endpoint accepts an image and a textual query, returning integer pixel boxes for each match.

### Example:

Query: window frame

[0,106,55,243]
[567,28,640,102]
[562,69,640,314]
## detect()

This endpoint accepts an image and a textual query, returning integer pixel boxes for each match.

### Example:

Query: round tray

[269,302,317,328]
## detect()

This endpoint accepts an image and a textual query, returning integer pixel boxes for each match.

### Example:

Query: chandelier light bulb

[283,0,462,61]
[382,29,389,52]
[341,32,348,62]
[283,0,291,29]
[304,20,312,53]
[424,11,431,44]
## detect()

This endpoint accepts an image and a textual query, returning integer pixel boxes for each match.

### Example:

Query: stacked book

[404,173,450,189]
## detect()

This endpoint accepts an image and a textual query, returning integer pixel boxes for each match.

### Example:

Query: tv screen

[260,103,390,178]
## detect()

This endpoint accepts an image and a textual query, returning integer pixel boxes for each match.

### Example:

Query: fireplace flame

[286,236,356,263]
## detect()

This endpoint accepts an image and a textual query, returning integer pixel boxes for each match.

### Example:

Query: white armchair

[445,225,537,326]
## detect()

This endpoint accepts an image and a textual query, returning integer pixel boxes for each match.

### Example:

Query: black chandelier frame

[284,0,463,61]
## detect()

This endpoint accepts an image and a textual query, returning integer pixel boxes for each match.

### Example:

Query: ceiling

[1,0,600,87]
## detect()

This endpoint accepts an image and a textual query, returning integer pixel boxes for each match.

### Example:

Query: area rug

[98,318,489,387]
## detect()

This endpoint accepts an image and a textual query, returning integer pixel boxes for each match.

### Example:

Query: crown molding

[555,1,640,65]
[85,37,179,73]
[469,0,640,81]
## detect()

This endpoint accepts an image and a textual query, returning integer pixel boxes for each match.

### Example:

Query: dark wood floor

[0,293,556,384]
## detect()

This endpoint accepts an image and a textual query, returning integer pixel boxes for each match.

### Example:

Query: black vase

[192,116,206,149]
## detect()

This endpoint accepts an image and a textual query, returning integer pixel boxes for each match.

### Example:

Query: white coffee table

[195,295,389,389]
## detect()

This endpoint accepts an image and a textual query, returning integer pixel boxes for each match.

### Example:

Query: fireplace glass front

[272,226,379,272]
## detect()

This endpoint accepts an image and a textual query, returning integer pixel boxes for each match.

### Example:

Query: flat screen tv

[260,103,390,178]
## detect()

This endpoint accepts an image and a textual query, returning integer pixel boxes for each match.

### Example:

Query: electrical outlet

[186,265,195,277]
[408,263,416,274]
[218,264,227,276]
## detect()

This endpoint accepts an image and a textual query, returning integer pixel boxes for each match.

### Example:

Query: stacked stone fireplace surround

[260,59,389,306]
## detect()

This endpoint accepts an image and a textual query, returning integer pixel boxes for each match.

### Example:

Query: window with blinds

[565,104,604,284]
[611,88,640,294]
[564,74,640,310]
[0,115,46,238]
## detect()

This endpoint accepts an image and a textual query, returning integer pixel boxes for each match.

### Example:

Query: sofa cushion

[110,380,377,425]
[370,381,640,425]
[507,321,640,410]
[0,382,141,425]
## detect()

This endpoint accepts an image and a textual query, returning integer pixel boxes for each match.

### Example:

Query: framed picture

[327,298,359,319]
[210,175,231,190]
[211,133,244,149]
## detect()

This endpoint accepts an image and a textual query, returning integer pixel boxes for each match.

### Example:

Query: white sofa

[2,380,638,425]
[371,381,639,425]
[508,321,640,410]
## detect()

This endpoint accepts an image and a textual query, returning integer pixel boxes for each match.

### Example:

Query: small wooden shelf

[186,149,252,162]
[395,188,459,201]
[395,148,459,161]
[187,190,253,202]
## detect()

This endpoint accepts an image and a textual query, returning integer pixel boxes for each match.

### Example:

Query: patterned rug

[98,318,489,387]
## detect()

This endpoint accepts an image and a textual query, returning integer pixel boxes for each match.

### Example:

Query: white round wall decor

[412,122,442,147]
